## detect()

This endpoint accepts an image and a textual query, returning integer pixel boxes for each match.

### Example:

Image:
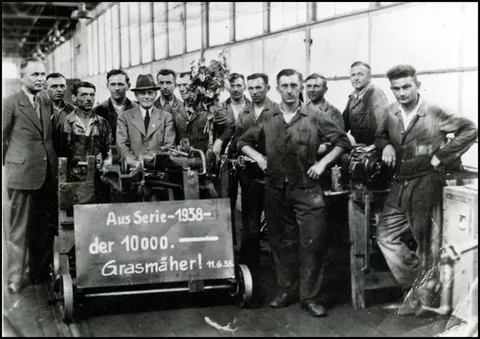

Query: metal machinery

[329,144,478,311]
[48,143,253,323]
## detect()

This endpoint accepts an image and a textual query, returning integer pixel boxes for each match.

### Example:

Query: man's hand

[256,155,267,172]
[212,139,223,156]
[430,154,441,168]
[382,144,396,167]
[307,160,328,180]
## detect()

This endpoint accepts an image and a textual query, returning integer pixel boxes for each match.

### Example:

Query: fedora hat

[131,74,160,92]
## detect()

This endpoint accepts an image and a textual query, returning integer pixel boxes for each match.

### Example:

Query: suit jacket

[116,105,176,162]
[93,97,137,145]
[3,89,58,190]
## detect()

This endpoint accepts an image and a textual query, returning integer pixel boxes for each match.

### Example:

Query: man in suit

[117,74,176,171]
[93,69,137,145]
[3,57,58,293]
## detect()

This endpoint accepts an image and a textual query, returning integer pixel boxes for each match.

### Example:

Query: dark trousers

[265,183,330,302]
[376,172,446,289]
[6,169,57,285]
[236,165,265,271]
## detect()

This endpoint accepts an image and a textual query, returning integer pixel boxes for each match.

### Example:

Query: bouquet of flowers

[185,48,231,143]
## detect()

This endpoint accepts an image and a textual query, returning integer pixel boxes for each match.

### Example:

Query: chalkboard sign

[74,198,234,289]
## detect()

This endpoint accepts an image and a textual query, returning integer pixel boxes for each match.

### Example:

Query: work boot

[269,292,298,308]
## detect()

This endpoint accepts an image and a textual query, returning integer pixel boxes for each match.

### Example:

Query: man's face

[21,61,46,94]
[247,77,269,104]
[390,76,420,106]
[157,74,176,99]
[277,74,302,104]
[177,75,191,101]
[135,90,157,109]
[350,65,371,91]
[306,78,327,103]
[229,78,245,101]
[107,74,130,101]
[73,87,95,111]
[45,76,67,101]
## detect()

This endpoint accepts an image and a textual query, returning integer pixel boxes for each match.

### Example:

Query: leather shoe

[269,292,298,308]
[301,301,327,317]
[7,282,22,294]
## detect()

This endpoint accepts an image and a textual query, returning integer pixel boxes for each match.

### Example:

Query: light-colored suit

[116,105,176,162]
[3,89,58,286]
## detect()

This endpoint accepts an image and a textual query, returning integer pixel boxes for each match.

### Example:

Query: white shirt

[279,104,301,124]
[73,114,95,137]
[22,88,38,108]
[253,105,265,120]
[139,106,151,120]
[399,95,422,130]
[231,101,246,122]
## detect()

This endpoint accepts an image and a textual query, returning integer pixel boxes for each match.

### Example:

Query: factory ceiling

[2,2,100,58]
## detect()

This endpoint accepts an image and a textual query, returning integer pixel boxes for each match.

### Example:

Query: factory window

[270,2,307,32]
[209,2,231,47]
[153,2,167,60]
[87,23,93,76]
[105,7,113,72]
[120,2,130,68]
[235,2,263,41]
[140,2,153,64]
[92,20,99,75]
[129,3,141,66]
[334,2,370,15]
[168,2,185,57]
[111,4,120,69]
[186,2,202,52]
[98,14,106,74]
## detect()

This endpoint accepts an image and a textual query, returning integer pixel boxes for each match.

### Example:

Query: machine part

[53,236,61,276]
[362,193,371,273]
[60,273,74,323]
[233,264,253,307]
[340,144,394,190]
[331,165,343,192]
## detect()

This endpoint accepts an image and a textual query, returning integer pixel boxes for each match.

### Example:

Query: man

[375,64,478,315]
[306,73,344,130]
[154,69,183,114]
[177,71,192,102]
[60,82,112,185]
[93,69,137,145]
[238,69,352,317]
[3,57,58,293]
[44,72,76,154]
[229,73,278,285]
[343,61,389,145]
[117,74,176,169]
[223,73,251,126]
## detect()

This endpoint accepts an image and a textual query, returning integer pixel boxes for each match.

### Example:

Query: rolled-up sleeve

[317,113,352,152]
[435,108,478,164]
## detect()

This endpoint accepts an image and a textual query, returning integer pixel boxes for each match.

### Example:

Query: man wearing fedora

[116,74,176,171]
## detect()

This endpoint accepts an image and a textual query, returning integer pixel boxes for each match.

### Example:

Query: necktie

[144,109,150,132]
[33,96,43,130]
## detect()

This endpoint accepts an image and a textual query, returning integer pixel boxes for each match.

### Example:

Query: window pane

[105,8,113,72]
[129,3,140,66]
[335,2,370,15]
[235,2,263,40]
[112,4,120,69]
[168,2,185,56]
[140,2,153,63]
[186,2,202,52]
[98,14,106,74]
[154,2,167,60]
[87,23,93,75]
[270,2,307,32]
[209,2,230,46]
[316,2,335,21]
[92,20,99,74]
[120,2,130,68]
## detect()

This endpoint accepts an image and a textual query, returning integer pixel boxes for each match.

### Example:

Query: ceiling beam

[4,2,95,9]
[2,13,71,20]
[3,40,52,46]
